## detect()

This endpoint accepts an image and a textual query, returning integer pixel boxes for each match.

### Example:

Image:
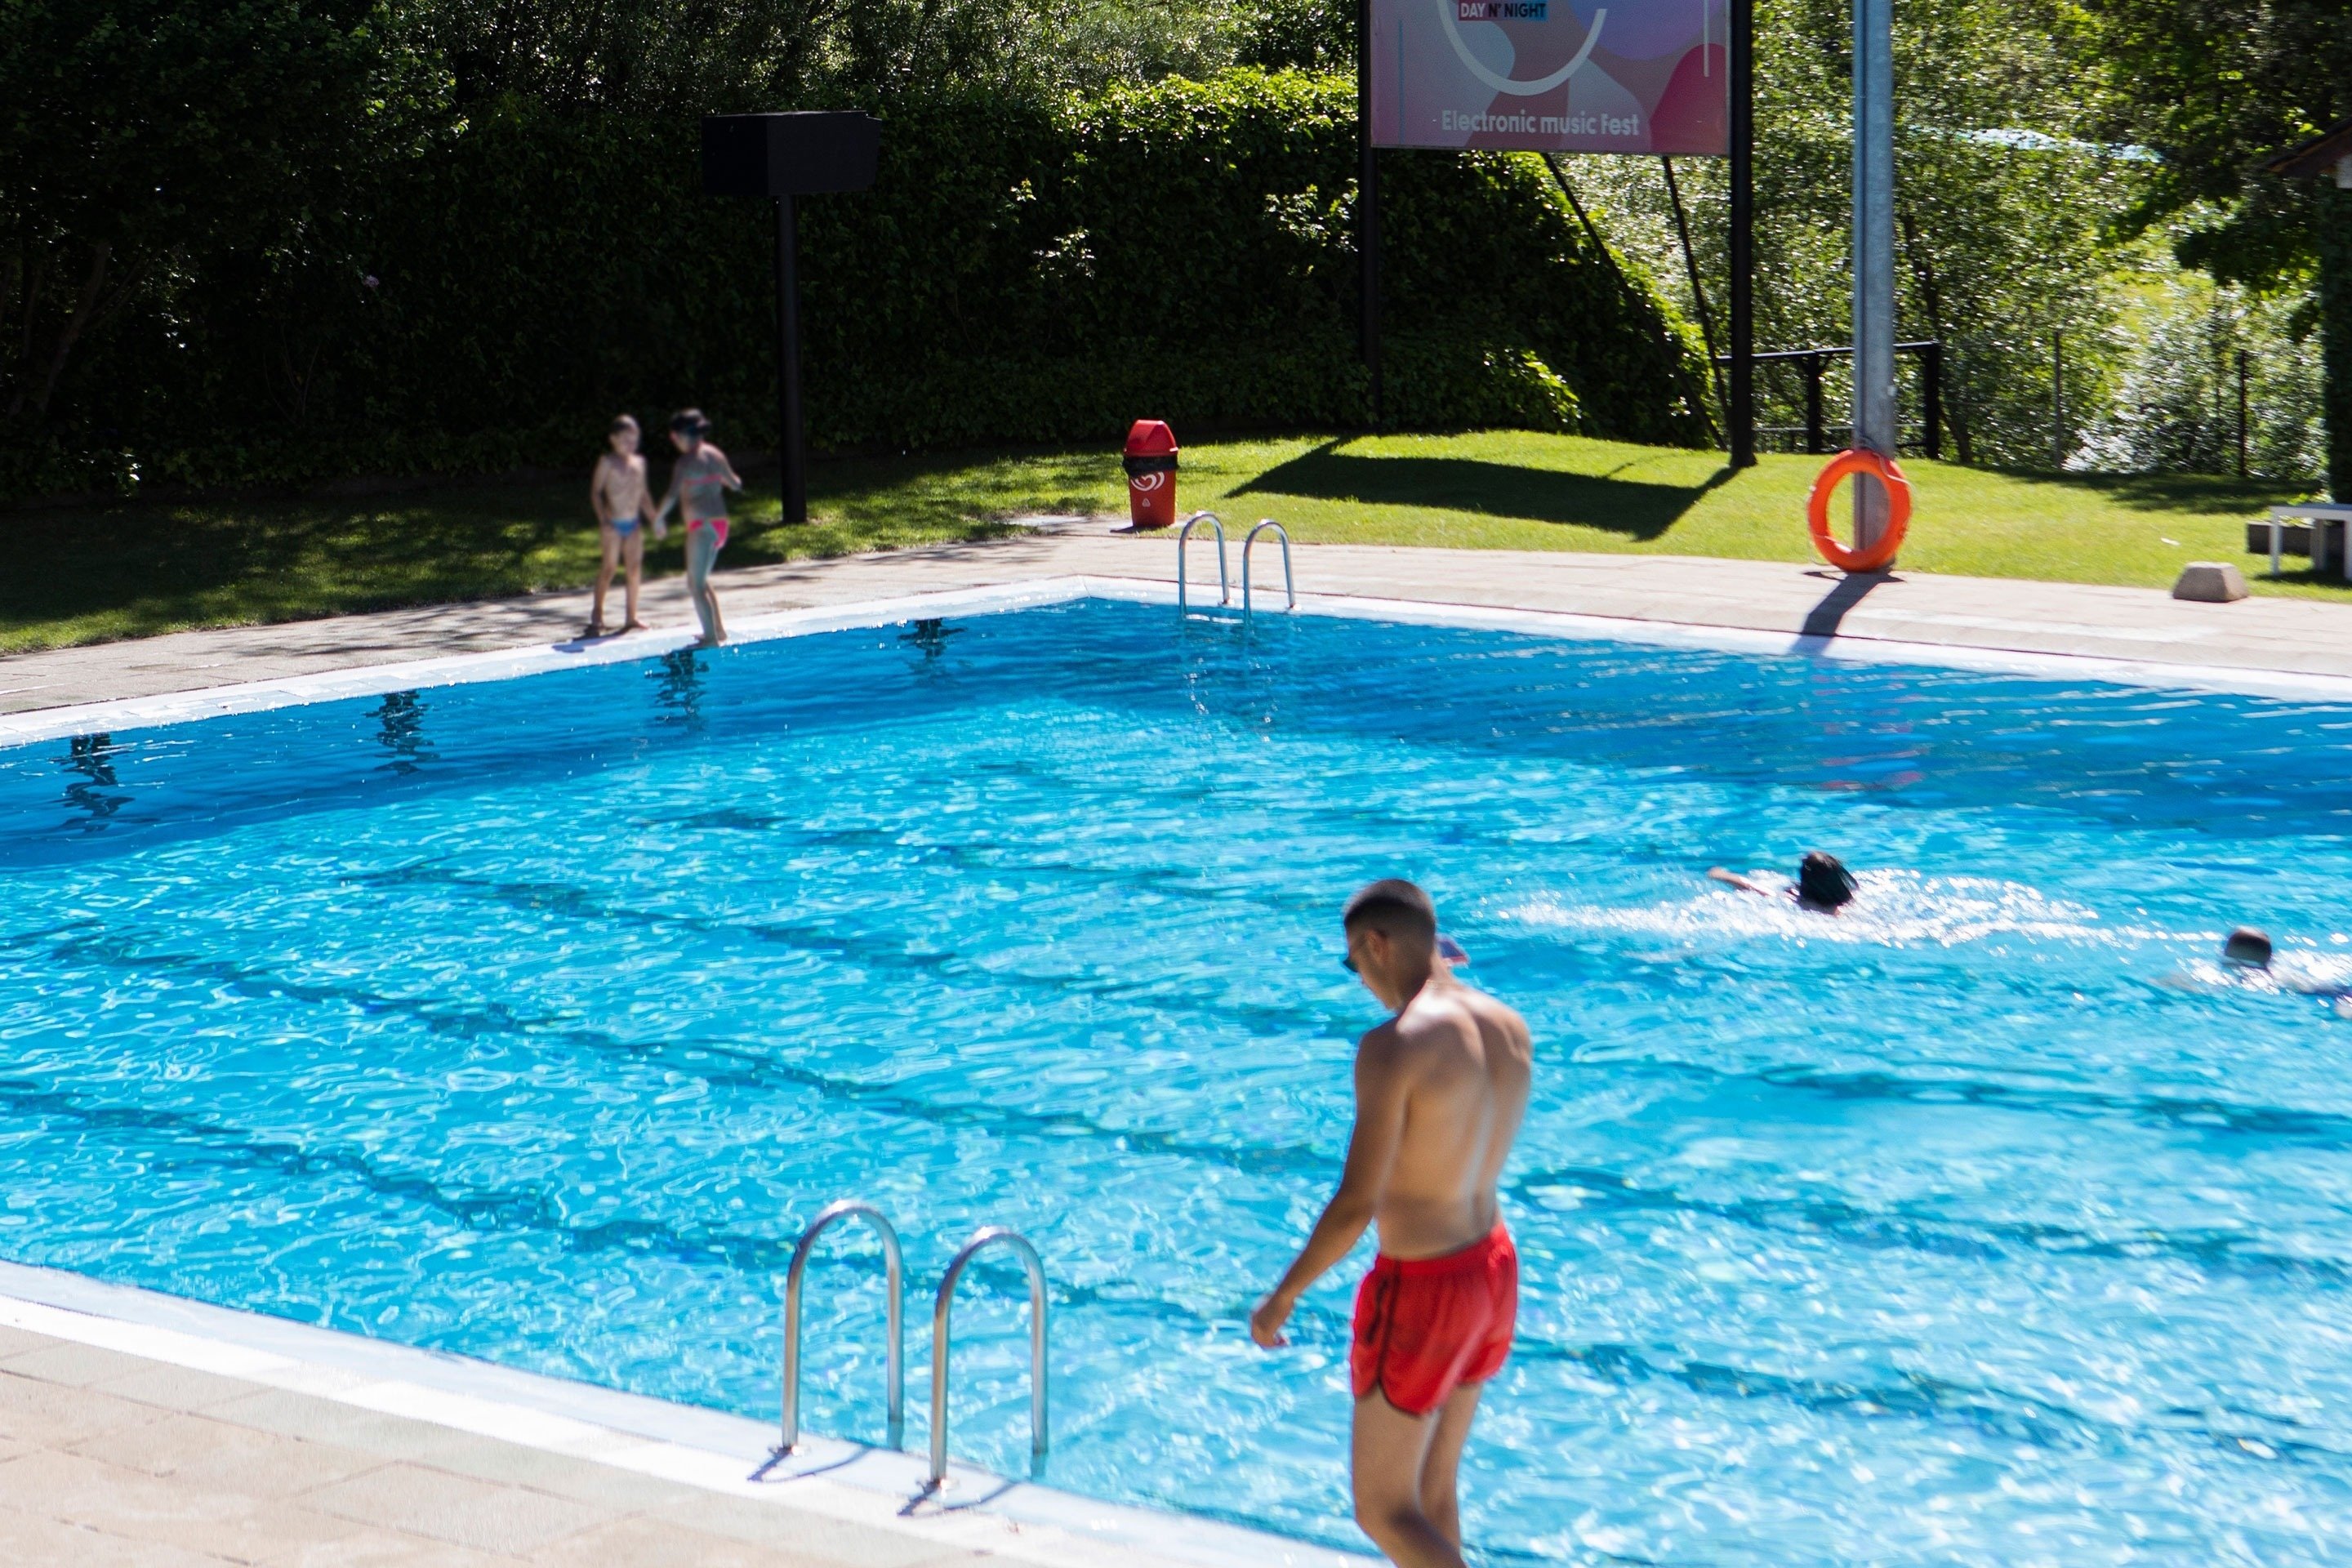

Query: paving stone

[207,1391,502,1467]
[2,1341,167,1388]
[657,1494,980,1568]
[403,1433,708,1512]
[0,1371,170,1446]
[256,1526,531,1567]
[530,1515,963,1568]
[69,1410,385,1497]
[97,1363,278,1415]
[0,1502,243,1566]
[299,1463,609,1557]
[0,1446,361,1561]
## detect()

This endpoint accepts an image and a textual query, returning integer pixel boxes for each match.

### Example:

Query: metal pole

[2236,348,2249,477]
[2051,330,2064,470]
[1804,354,1824,454]
[1850,0,1895,552]
[1660,158,1726,434]
[1358,0,1381,427]
[775,194,807,524]
[1922,340,1943,461]
[1728,0,1755,468]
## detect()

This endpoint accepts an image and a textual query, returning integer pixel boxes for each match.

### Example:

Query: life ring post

[1806,448,1910,573]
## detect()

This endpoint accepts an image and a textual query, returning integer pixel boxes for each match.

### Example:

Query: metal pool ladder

[929,1227,1049,1489]
[1176,511,1229,612]
[1241,519,1294,617]
[779,1200,905,1453]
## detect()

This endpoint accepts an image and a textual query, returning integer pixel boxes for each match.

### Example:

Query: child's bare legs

[588,524,620,635]
[687,528,726,645]
[621,528,646,629]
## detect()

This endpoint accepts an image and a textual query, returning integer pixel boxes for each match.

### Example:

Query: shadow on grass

[1979,466,2314,517]
[1234,440,1731,538]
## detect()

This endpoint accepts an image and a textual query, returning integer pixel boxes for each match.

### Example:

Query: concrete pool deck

[0,1263,1359,1568]
[5,527,2352,720]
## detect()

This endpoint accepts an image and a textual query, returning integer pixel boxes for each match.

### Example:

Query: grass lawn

[2,430,2337,654]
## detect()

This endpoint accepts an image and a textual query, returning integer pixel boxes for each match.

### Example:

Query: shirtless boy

[651,408,743,648]
[1251,880,1532,1568]
[586,414,652,638]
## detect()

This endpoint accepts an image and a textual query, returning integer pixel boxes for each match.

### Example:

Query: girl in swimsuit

[652,408,743,648]
[586,414,653,638]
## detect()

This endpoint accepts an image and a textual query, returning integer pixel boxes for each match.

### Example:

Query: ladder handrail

[1241,519,1294,615]
[928,1227,1049,1488]
[780,1200,905,1454]
[1176,512,1229,612]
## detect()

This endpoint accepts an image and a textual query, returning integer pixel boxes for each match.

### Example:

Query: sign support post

[1728,0,1755,467]
[1850,0,1896,549]
[1358,0,1382,427]
[773,194,804,525]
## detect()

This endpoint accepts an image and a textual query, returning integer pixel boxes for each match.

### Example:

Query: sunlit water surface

[2,600,2350,1566]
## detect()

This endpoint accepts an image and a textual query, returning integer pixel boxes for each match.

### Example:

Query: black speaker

[701,112,882,198]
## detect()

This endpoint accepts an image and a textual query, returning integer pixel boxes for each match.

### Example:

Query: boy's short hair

[670,408,709,437]
[1343,879,1437,947]
[609,413,639,434]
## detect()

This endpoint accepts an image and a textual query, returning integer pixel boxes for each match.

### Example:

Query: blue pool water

[2,598,2350,1566]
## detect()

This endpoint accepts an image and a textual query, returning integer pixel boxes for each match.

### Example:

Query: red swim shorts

[1350,1222,1517,1415]
[688,516,729,550]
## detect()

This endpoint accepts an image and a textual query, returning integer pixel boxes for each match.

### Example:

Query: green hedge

[13,72,1705,497]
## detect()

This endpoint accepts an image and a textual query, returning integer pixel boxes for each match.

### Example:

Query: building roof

[2261,117,2352,179]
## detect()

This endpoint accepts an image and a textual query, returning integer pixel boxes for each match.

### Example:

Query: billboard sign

[1369,0,1729,154]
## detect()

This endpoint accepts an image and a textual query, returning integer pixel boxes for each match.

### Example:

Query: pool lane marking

[8,574,2352,751]
[0,1258,1373,1568]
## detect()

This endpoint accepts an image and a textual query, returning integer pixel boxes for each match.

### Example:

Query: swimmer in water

[2215,925,2352,1016]
[1708,850,1857,913]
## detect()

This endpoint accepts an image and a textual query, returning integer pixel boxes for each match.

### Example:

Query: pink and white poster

[1369,0,1729,154]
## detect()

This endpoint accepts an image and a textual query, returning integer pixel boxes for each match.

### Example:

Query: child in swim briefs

[1349,1221,1517,1415]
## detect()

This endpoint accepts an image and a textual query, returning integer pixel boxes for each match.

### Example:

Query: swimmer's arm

[1708,867,1775,898]
[1250,1031,1410,1348]
[590,460,611,523]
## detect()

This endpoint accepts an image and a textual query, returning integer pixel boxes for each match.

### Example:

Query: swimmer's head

[608,412,639,456]
[2223,926,2274,969]
[1343,880,1438,1004]
[1797,851,1857,911]
[669,408,709,452]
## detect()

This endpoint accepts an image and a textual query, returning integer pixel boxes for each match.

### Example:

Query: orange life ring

[1806,448,1911,572]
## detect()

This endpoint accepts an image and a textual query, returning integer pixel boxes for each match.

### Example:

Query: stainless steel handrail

[927,1227,1049,1488]
[1176,512,1229,612]
[780,1200,904,1454]
[1241,519,1294,616]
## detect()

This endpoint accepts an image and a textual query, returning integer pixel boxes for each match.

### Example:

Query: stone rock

[2172,561,2249,603]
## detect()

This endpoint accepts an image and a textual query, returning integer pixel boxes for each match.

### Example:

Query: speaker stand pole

[775,193,807,524]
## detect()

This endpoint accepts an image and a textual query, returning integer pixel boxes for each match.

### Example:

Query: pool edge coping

[0,1258,1370,1568]
[7,572,2352,750]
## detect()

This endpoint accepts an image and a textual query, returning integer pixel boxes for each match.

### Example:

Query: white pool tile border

[0,1259,1365,1568]
[6,573,2351,751]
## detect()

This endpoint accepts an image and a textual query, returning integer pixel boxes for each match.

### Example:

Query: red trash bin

[1123,421,1178,529]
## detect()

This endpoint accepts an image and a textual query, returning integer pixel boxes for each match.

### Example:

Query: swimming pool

[2,594,2349,1566]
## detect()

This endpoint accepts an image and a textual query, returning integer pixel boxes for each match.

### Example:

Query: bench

[2250,503,2352,581]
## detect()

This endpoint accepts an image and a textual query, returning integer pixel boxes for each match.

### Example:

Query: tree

[2087,0,2352,493]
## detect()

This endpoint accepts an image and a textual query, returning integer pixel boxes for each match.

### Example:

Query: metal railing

[779,1200,905,1454]
[1713,339,1944,459]
[928,1227,1049,1488]
[1241,519,1294,617]
[1176,512,1229,612]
